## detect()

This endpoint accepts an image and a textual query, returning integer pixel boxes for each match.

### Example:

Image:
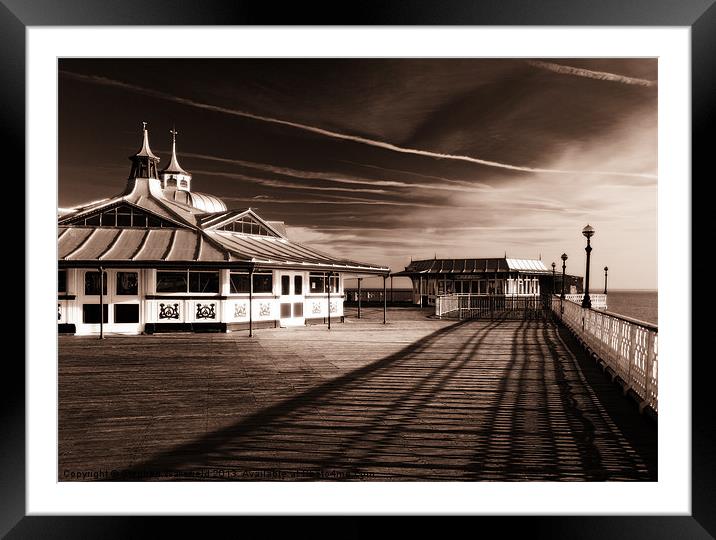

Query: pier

[59,305,657,481]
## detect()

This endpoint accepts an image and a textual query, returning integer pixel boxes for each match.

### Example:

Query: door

[78,269,141,334]
[112,270,141,333]
[278,271,305,327]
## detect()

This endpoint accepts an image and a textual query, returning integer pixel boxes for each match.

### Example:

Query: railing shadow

[105,316,654,481]
[111,317,484,480]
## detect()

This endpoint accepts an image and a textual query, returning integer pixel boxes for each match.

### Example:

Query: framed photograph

[7,0,708,536]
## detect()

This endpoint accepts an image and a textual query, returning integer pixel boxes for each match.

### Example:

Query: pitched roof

[392,257,550,276]
[58,177,389,273]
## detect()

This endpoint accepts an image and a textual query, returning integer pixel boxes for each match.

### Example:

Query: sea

[604,290,658,325]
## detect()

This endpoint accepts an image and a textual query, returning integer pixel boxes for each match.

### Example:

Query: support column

[357,277,362,319]
[383,274,387,324]
[248,267,254,337]
[99,266,104,340]
[419,276,423,308]
[327,272,332,330]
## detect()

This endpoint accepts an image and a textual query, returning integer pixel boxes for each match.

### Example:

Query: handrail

[551,295,657,413]
[436,293,545,319]
[564,293,608,308]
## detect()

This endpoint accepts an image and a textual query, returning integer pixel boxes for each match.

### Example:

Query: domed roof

[186,191,227,213]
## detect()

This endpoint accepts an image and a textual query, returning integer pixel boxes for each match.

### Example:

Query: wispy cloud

[61,70,656,180]
[526,60,657,87]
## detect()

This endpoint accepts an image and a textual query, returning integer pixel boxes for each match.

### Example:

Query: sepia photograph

[57,58,658,483]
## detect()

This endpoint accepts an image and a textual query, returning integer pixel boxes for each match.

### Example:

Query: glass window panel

[230,273,250,294]
[132,212,147,227]
[114,304,139,323]
[330,276,339,293]
[189,271,219,293]
[84,271,107,295]
[147,215,162,228]
[281,275,290,295]
[294,276,303,295]
[253,273,273,293]
[58,270,67,294]
[156,271,187,293]
[280,303,291,318]
[116,272,138,295]
[116,212,132,227]
[82,304,108,324]
[309,273,325,293]
[293,302,303,317]
[101,210,116,226]
[85,214,100,226]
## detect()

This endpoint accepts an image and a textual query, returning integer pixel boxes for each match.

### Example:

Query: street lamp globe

[561,253,568,262]
[582,224,595,239]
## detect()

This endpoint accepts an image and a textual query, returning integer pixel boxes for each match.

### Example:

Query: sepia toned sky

[58,59,657,289]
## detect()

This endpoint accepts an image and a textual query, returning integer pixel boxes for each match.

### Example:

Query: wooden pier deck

[58,307,656,481]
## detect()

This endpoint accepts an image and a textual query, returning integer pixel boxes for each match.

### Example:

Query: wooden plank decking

[59,307,656,481]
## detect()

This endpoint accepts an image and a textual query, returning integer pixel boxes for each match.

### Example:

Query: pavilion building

[392,257,583,307]
[58,124,389,335]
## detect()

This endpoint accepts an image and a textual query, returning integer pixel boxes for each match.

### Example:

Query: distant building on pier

[392,257,584,306]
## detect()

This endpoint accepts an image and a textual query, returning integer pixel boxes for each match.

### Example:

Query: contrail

[222,195,448,209]
[61,70,656,180]
[180,151,493,193]
[194,169,389,195]
[526,60,657,87]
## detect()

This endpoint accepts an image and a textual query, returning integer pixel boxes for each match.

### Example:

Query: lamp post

[560,253,568,299]
[604,266,609,295]
[581,224,595,309]
[551,262,556,295]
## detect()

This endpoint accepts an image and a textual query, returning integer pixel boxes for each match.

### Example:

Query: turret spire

[159,124,192,191]
[162,127,189,176]
[128,122,160,179]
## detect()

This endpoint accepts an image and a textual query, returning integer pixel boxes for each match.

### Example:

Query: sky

[58,59,657,289]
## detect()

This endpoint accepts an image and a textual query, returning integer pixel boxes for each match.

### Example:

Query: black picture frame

[6,1,708,537]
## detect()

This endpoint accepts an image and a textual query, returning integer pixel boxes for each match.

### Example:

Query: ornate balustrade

[564,293,608,309]
[551,296,657,413]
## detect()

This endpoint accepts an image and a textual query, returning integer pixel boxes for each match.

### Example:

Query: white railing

[552,296,657,413]
[564,293,608,309]
[435,294,544,320]
[435,294,460,317]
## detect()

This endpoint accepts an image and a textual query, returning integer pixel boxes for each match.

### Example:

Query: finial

[142,121,147,131]
[170,127,178,142]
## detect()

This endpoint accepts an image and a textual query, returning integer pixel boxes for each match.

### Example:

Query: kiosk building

[58,125,389,335]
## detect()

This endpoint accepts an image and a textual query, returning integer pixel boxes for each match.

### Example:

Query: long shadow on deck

[109,318,655,481]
